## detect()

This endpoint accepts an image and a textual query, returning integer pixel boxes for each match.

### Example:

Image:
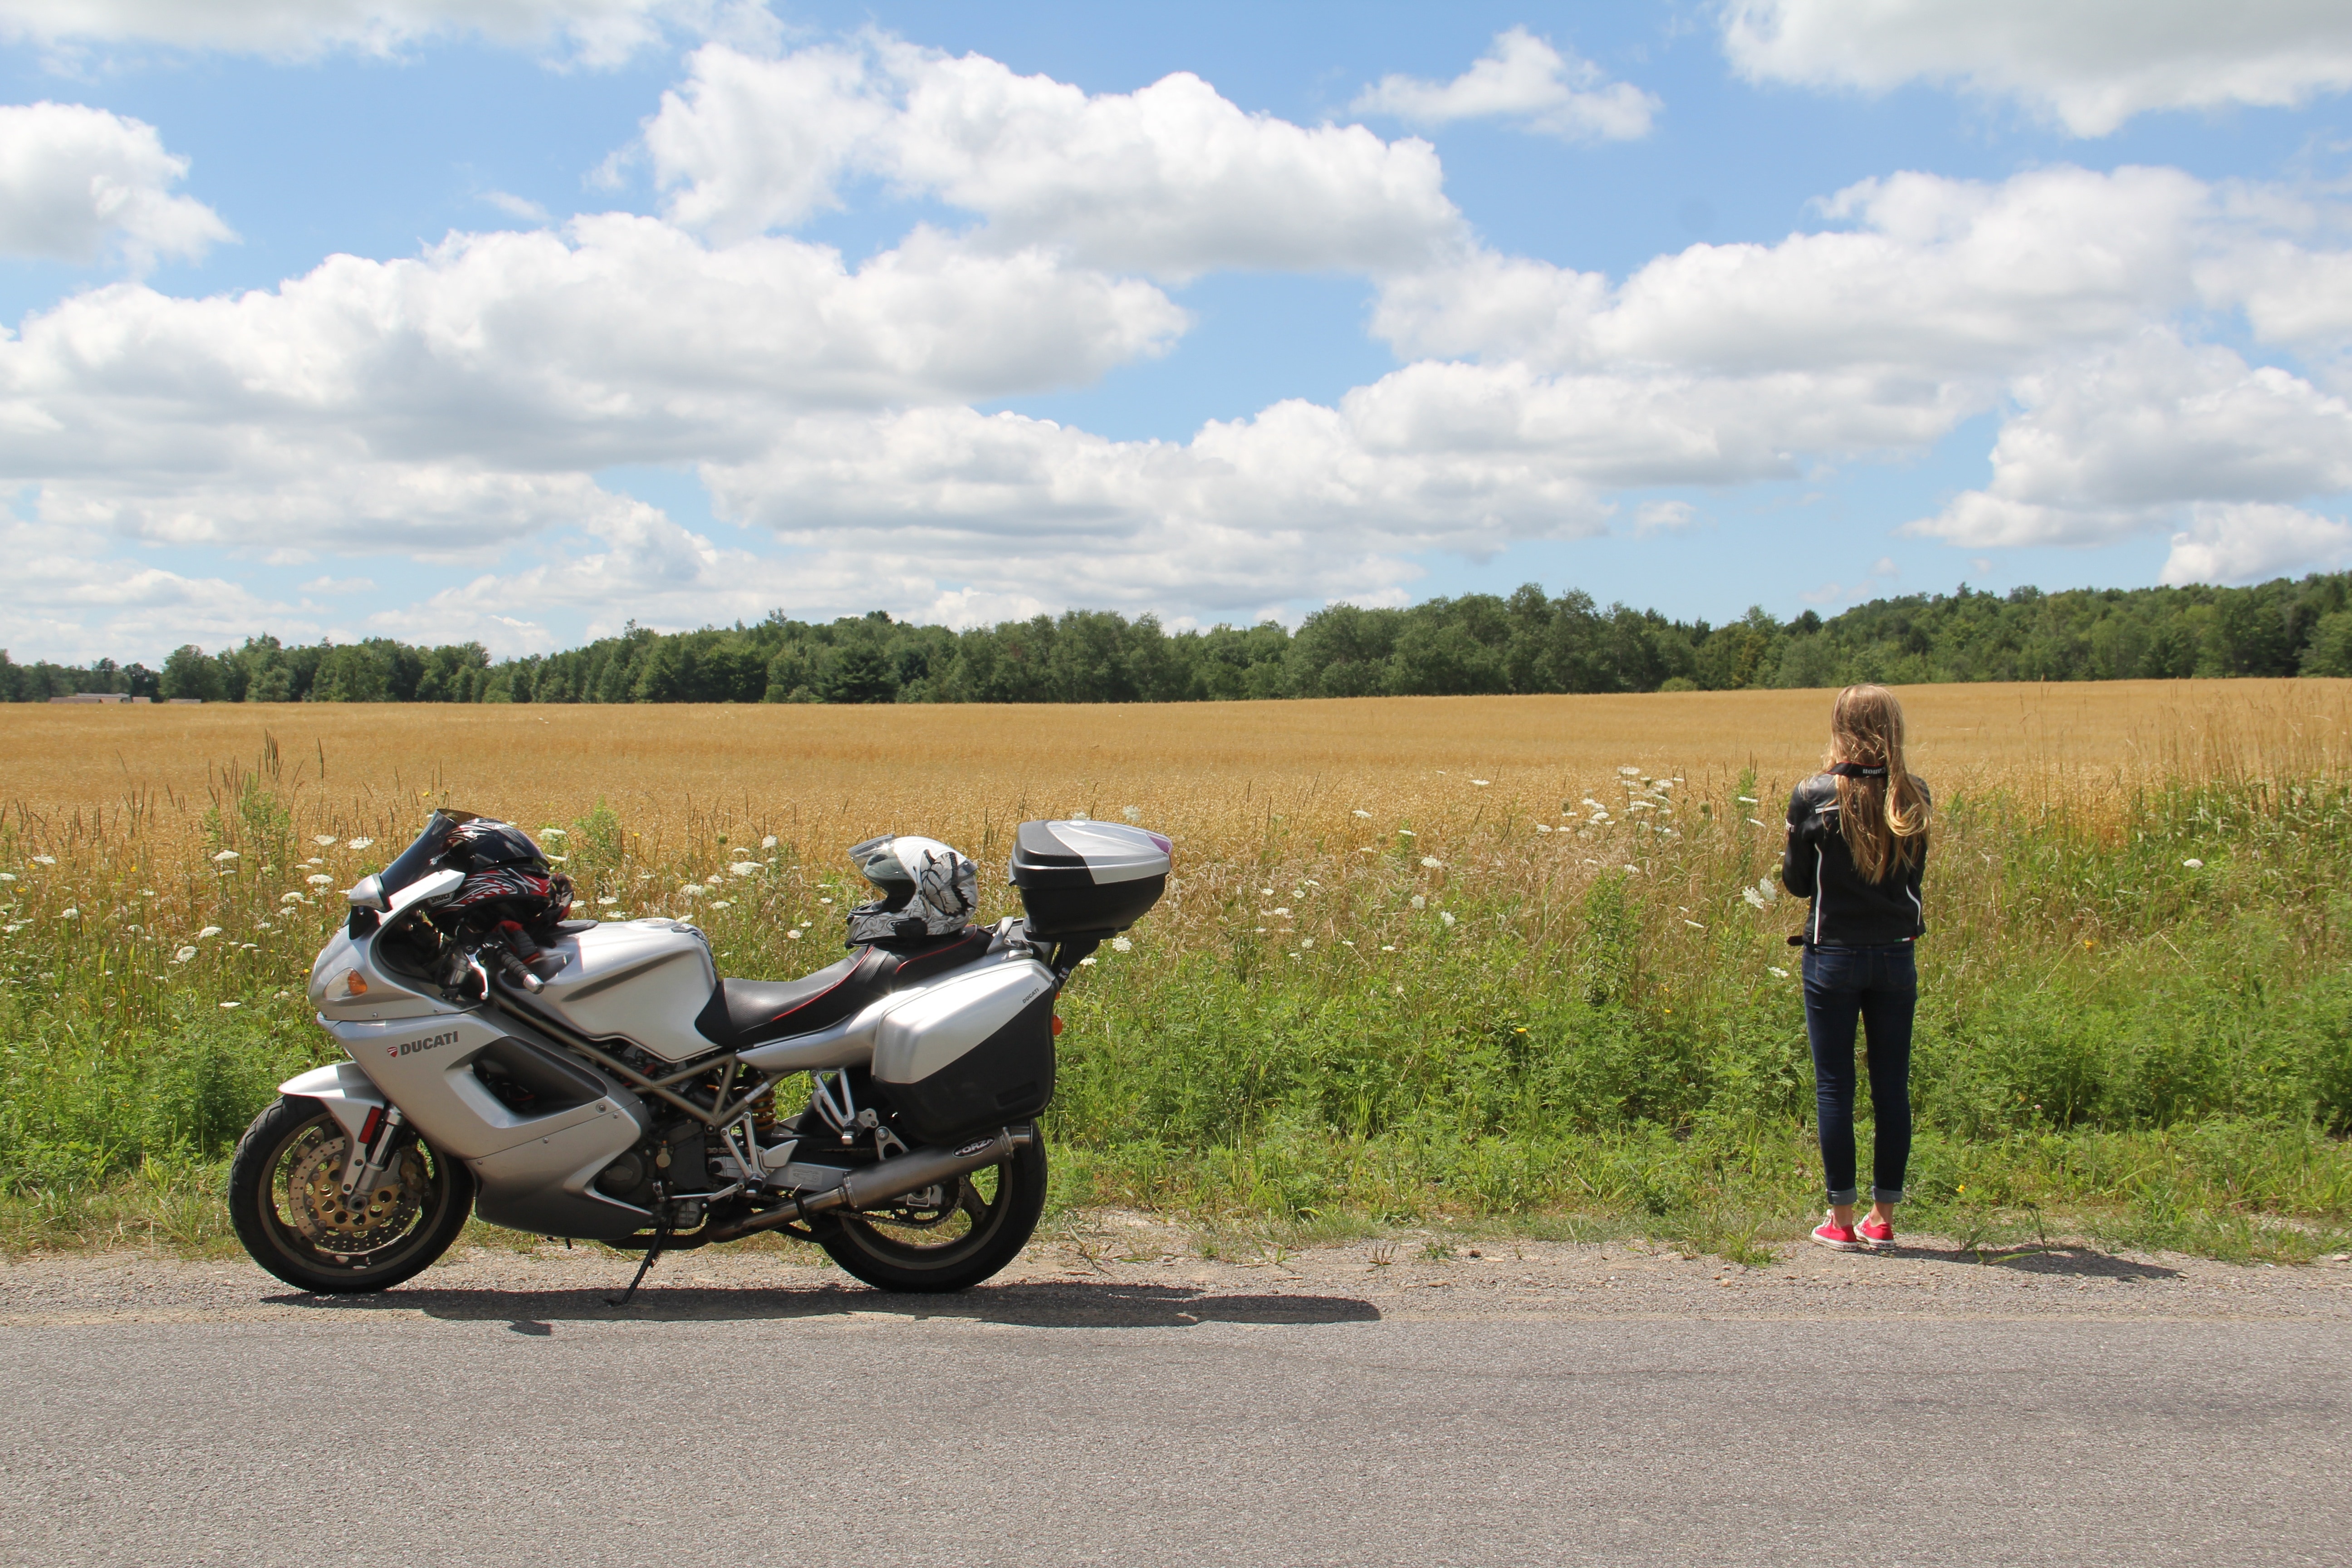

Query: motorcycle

[225,811,1169,1298]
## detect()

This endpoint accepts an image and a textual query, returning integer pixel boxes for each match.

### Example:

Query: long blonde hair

[1825,685,1930,882]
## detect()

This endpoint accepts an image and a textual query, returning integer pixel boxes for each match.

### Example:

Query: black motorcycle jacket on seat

[1780,774,1929,947]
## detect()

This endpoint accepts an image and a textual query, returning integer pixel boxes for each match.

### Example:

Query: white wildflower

[1398,829,1416,837]
[211,850,240,862]
[348,838,373,850]
[1737,796,1758,805]
[1471,779,1490,787]
[1301,937,1314,949]
[597,895,618,905]
[197,926,221,939]
[761,835,778,849]
[279,892,304,904]
[1410,894,1426,910]
[307,874,333,886]
[139,889,153,897]
[1110,936,1132,952]
[1536,824,1553,834]
[1352,809,1372,818]
[680,884,705,897]
[1420,856,1443,869]
[785,928,803,940]
[59,906,78,920]
[1122,806,1142,822]
[1078,955,1097,966]
[1341,940,1354,947]
[313,835,338,846]
[1583,798,1606,811]
[1439,911,1455,927]
[1618,765,1642,776]
[1622,864,1640,874]
[540,828,566,838]
[1273,906,1291,917]
[220,1000,240,1009]
[2183,858,2204,869]
[1381,944,1396,951]
[29,856,54,866]
[547,855,568,864]
[1743,887,1767,910]
[173,945,197,963]
[1757,877,1779,902]
[1769,966,1790,979]
[707,900,732,910]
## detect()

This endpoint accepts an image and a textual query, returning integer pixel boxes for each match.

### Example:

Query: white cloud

[0,215,1184,554]
[1375,165,2213,377]
[480,190,552,224]
[1351,26,1660,142]
[1909,333,2352,548]
[1722,0,2352,137]
[1633,499,1696,534]
[643,39,1461,274]
[0,0,725,67]
[2161,502,2352,585]
[0,102,232,271]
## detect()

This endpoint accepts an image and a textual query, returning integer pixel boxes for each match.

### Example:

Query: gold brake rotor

[286,1138,426,1256]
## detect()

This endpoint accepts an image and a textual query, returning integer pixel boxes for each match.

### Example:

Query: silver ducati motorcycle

[226,811,1169,1298]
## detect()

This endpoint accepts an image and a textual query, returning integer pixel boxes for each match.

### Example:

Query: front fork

[340,1104,407,1204]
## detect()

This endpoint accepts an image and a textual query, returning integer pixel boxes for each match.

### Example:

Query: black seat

[694,927,995,1050]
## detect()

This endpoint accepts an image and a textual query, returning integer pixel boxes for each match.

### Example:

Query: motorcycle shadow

[275,1279,1384,1329]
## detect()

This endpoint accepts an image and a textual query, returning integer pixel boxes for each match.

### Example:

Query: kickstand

[607,1241,664,1308]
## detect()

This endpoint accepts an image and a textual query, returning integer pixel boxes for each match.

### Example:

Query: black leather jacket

[1780,774,1929,947]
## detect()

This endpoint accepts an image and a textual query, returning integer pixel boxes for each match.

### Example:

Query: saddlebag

[871,962,1058,1143]
[1009,819,1170,939]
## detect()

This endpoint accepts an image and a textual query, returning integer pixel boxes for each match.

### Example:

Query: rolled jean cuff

[1826,1186,1859,1206]
[1872,1186,1905,1205]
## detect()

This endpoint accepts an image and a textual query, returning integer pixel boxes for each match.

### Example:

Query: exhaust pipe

[708,1125,1032,1243]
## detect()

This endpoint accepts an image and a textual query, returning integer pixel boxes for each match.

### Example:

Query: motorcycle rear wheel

[227,1095,474,1294]
[815,1131,1047,1293]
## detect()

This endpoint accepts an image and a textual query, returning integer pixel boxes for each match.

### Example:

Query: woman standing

[1781,685,1932,1251]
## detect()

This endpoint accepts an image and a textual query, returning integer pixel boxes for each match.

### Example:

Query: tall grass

[0,691,2347,1261]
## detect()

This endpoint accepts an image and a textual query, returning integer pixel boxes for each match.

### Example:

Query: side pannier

[1008,819,1170,939]
[870,962,1058,1142]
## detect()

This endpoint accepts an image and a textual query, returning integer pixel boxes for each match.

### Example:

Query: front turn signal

[1051,1014,1063,1036]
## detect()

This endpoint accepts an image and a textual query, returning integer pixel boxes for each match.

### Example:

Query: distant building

[47,693,152,704]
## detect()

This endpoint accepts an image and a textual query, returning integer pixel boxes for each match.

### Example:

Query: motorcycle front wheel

[815,1131,1047,1294]
[227,1095,474,1294]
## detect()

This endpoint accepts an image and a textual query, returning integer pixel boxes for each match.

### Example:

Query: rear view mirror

[346,872,388,912]
[385,866,465,917]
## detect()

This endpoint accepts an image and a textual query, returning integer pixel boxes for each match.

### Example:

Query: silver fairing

[309,923,655,1238]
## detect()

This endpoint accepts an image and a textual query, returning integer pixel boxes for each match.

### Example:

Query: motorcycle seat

[693,926,995,1050]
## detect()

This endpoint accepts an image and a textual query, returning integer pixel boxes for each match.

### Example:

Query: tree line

[10,572,2352,706]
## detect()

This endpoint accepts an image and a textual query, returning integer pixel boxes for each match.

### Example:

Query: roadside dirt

[4,1210,2346,1327]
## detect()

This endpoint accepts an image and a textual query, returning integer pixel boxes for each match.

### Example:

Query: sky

[0,1,2349,663]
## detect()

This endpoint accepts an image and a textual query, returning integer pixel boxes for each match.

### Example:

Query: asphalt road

[1,1237,2344,1568]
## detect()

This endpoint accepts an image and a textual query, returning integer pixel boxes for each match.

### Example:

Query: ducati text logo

[386,1029,461,1060]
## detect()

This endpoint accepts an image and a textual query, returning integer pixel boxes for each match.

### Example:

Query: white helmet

[845,833,980,942]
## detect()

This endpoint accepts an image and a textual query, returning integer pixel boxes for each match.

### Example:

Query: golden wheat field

[0,680,2339,969]
[4,680,2347,853]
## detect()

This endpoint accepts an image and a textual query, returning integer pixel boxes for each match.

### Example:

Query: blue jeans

[1802,943,1916,1207]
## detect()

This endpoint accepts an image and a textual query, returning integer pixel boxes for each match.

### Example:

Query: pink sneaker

[1858,1214,1896,1251]
[1811,1214,1865,1252]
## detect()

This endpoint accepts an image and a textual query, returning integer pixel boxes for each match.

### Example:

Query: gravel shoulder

[5,1209,2347,1326]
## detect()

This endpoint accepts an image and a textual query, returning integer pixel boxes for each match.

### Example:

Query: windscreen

[376,809,480,896]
